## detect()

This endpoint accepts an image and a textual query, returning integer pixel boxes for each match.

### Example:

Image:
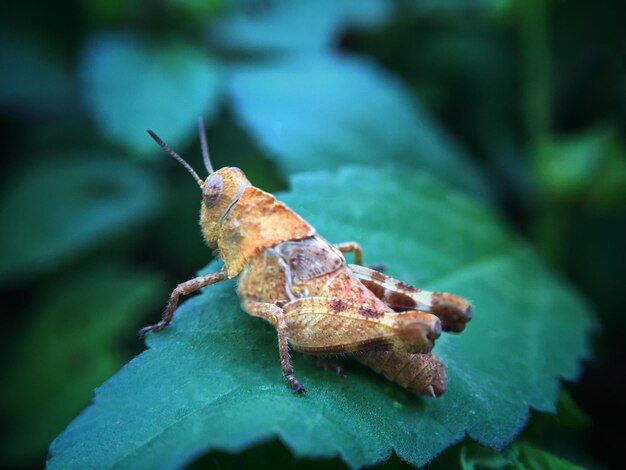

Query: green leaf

[228,55,489,197]
[1,265,163,465]
[408,0,504,17]
[519,390,590,452]
[48,167,593,468]
[80,33,223,156]
[538,390,590,430]
[537,127,626,204]
[460,441,585,470]
[515,443,585,470]
[460,443,520,469]
[0,33,74,112]
[0,155,162,282]
[214,0,390,53]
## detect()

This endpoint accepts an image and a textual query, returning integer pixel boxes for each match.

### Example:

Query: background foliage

[1,0,624,468]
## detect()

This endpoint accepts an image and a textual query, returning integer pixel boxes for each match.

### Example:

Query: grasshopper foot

[138,321,168,337]
[286,374,306,394]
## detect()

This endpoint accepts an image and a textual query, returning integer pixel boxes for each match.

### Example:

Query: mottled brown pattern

[306,266,389,312]
[360,279,385,299]
[358,277,418,310]
[368,270,387,283]
[358,305,383,318]
[143,129,471,395]
[387,291,417,310]
[351,264,472,333]
[395,280,418,292]
[276,236,344,282]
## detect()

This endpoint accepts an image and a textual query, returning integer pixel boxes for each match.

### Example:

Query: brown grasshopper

[140,119,472,396]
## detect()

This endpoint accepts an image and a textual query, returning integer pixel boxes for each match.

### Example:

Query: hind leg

[348,264,472,333]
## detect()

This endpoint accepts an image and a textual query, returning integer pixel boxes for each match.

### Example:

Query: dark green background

[0,0,624,468]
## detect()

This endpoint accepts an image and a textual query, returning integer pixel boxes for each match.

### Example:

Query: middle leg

[336,241,386,271]
[242,300,305,394]
[335,241,363,266]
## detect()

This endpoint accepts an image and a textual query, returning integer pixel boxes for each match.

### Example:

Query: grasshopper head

[147,118,251,251]
[200,167,251,249]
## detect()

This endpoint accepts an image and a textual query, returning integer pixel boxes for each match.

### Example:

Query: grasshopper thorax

[200,167,251,249]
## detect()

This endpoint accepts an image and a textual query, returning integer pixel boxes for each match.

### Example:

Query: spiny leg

[139,271,227,336]
[336,241,386,271]
[349,264,472,332]
[242,300,305,394]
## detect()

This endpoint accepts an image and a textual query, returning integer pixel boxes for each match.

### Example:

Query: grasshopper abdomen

[356,351,447,397]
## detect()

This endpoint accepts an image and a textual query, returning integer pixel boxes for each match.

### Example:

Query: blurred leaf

[405,0,508,18]
[460,442,584,469]
[163,0,230,18]
[522,390,591,438]
[48,166,593,468]
[0,33,74,112]
[214,0,390,53]
[460,443,520,469]
[228,55,489,197]
[537,127,626,204]
[0,265,163,465]
[188,438,356,470]
[0,155,162,282]
[80,33,223,156]
[515,444,585,470]
[554,391,590,429]
[516,390,592,468]
[80,0,137,25]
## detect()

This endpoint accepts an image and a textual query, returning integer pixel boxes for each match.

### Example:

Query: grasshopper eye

[203,175,224,209]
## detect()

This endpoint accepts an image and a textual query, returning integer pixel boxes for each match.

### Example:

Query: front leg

[139,271,227,336]
[349,264,472,332]
[242,300,305,394]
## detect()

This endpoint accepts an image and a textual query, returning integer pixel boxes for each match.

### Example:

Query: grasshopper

[140,119,472,396]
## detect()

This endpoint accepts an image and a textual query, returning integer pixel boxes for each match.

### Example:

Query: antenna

[197,116,214,174]
[147,130,203,187]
